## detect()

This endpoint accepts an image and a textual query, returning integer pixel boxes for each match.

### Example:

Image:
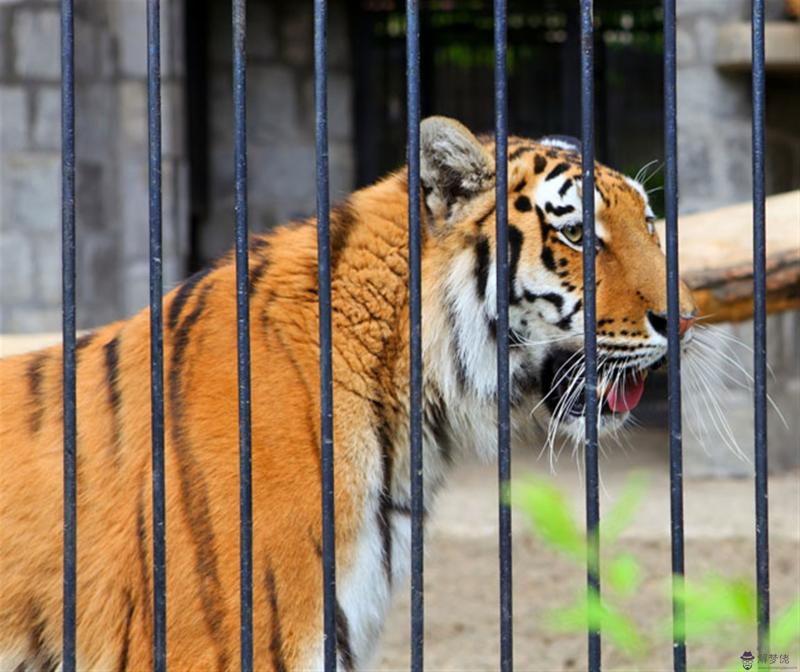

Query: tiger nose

[678,315,696,337]
[646,311,696,338]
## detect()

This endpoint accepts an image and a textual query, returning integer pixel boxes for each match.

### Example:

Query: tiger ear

[419,116,494,226]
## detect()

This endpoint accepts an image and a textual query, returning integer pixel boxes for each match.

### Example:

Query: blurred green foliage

[512,476,800,669]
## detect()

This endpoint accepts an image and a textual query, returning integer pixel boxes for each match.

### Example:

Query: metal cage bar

[146,0,167,669]
[314,1,338,669]
[751,0,770,659]
[406,2,425,671]
[50,3,777,670]
[60,1,77,669]
[579,1,601,670]
[232,1,254,669]
[663,1,687,669]
[493,2,514,670]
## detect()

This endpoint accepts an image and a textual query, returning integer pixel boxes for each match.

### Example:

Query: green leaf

[600,473,647,544]
[606,554,642,596]
[771,600,800,651]
[512,479,584,560]
[548,589,647,658]
[673,574,756,641]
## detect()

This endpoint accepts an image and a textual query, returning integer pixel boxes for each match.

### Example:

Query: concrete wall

[675,0,800,475]
[0,0,189,331]
[676,0,800,213]
[197,0,354,264]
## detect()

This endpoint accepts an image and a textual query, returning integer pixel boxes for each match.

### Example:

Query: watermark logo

[740,651,795,670]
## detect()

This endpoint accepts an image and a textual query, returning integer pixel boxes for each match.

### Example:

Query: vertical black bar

[60,1,77,669]
[579,1,601,670]
[232,1,254,670]
[146,1,167,670]
[406,2,424,671]
[493,2,513,671]
[663,1,687,670]
[314,1,337,669]
[751,0,770,660]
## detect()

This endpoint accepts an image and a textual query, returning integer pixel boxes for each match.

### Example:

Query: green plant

[512,476,800,670]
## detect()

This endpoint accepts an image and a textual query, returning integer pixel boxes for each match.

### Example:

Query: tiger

[0,116,696,671]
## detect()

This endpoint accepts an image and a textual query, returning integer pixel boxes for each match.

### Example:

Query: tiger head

[419,116,696,445]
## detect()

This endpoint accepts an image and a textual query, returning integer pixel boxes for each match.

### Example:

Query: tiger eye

[562,224,583,245]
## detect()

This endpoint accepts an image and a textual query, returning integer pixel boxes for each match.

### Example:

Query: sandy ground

[374,429,800,672]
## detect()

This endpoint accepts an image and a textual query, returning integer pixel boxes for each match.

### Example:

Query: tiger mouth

[542,350,666,419]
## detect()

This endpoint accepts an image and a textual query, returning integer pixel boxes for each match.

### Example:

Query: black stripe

[168,282,230,672]
[556,299,583,331]
[533,154,547,174]
[508,225,524,305]
[27,353,48,434]
[541,244,557,272]
[513,178,527,193]
[509,145,534,160]
[545,202,575,217]
[335,599,355,671]
[545,162,571,181]
[474,236,490,300]
[536,205,549,241]
[474,204,495,228]
[514,195,532,212]
[28,602,57,672]
[135,482,152,654]
[487,319,526,347]
[511,360,540,407]
[523,291,564,311]
[536,207,559,272]
[249,236,269,254]
[168,266,213,330]
[372,399,394,584]
[76,331,96,353]
[272,326,320,469]
[424,386,453,465]
[444,299,468,392]
[116,590,135,672]
[104,335,123,464]
[248,256,270,296]
[597,185,610,207]
[264,567,287,672]
[330,200,359,272]
[558,179,573,197]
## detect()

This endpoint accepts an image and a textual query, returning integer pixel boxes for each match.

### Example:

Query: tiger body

[0,117,695,671]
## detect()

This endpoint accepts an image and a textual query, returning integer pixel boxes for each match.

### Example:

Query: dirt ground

[373,429,800,672]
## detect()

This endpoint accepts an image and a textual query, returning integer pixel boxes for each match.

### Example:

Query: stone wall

[675,0,800,475]
[0,0,188,331]
[197,0,354,264]
[676,0,800,213]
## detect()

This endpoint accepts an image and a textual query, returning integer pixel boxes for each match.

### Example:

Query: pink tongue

[606,373,646,413]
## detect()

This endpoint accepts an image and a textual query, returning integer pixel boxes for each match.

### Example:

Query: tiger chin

[0,116,696,671]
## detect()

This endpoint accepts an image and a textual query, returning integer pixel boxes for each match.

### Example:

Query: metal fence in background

[57,0,771,670]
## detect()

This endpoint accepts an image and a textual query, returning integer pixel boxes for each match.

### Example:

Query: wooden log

[656,190,800,324]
